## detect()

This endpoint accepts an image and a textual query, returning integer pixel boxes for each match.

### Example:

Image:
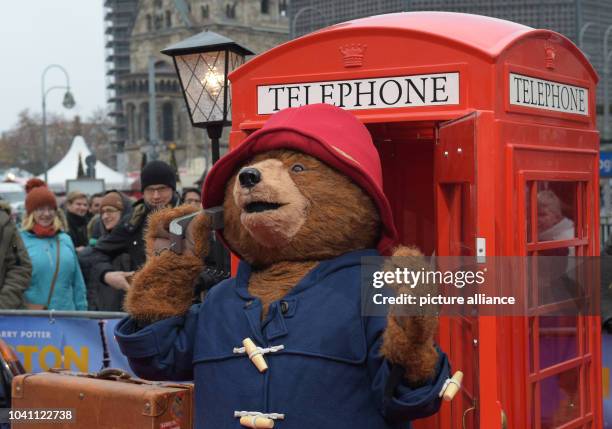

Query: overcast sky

[0,1,106,134]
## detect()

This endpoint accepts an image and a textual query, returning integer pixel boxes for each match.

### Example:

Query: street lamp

[41,64,75,182]
[161,31,253,166]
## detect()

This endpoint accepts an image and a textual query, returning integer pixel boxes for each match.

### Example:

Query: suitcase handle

[48,368,190,389]
[96,368,131,380]
[49,368,136,383]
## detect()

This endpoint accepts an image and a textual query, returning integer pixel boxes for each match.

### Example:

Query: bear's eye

[291,163,305,173]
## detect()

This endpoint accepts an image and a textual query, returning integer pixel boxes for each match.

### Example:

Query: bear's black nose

[239,168,261,189]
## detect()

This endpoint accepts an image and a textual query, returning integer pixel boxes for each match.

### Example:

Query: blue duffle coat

[115,249,450,429]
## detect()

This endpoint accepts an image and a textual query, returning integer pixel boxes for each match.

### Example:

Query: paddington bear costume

[115,104,451,429]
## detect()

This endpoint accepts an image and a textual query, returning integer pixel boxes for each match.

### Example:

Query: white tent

[40,136,133,192]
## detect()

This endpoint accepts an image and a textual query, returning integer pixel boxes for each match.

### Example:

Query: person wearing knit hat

[20,179,87,311]
[88,161,179,294]
[24,178,47,194]
[24,179,57,218]
[140,160,177,211]
[99,192,124,233]
[79,190,132,311]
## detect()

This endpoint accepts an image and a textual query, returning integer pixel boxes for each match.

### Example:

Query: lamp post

[161,31,253,169]
[41,64,75,182]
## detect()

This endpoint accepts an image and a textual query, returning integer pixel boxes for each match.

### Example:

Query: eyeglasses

[185,198,201,205]
[144,185,172,196]
[101,208,120,215]
[34,207,56,214]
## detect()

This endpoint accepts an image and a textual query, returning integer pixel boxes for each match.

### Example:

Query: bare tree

[0,109,115,174]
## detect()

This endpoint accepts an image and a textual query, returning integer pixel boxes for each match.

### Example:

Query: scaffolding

[103,0,139,159]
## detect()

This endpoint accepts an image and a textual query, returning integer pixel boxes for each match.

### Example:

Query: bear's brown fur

[126,149,439,384]
[223,150,380,267]
[223,150,380,316]
[124,204,209,322]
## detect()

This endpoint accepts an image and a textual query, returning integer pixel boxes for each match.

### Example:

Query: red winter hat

[25,179,57,214]
[202,103,398,255]
[25,178,46,194]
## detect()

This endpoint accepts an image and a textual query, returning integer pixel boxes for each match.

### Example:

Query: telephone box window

[539,367,581,428]
[526,181,578,245]
[529,316,578,371]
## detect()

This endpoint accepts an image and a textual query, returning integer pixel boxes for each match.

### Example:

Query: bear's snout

[238,167,261,189]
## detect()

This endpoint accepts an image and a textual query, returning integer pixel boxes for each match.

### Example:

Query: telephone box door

[414,112,492,429]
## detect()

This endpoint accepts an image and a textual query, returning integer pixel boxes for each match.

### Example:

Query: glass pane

[537,182,577,242]
[227,51,246,123]
[529,317,537,373]
[537,247,578,306]
[176,51,229,124]
[528,253,537,308]
[538,316,578,369]
[526,181,533,243]
[540,367,581,429]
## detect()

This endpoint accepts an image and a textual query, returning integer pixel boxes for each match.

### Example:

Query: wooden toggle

[442,371,464,401]
[239,415,275,428]
[243,338,268,373]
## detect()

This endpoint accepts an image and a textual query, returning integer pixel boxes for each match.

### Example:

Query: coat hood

[0,200,11,216]
[202,104,398,255]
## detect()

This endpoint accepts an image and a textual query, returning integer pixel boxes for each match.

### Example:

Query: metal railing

[0,310,127,319]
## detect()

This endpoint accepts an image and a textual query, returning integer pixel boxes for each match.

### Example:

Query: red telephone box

[227,12,602,429]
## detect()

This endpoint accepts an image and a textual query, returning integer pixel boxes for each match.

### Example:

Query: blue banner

[601,152,612,177]
[0,316,130,374]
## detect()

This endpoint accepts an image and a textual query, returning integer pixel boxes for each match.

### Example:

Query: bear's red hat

[202,103,398,255]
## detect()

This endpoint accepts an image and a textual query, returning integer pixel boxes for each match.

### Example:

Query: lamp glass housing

[174,49,245,126]
[62,91,75,109]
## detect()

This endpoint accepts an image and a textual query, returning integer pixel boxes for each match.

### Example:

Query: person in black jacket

[90,161,179,293]
[64,191,90,251]
[79,191,133,311]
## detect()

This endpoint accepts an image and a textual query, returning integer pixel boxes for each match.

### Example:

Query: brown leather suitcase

[11,369,193,429]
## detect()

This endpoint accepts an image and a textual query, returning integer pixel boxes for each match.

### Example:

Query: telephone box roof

[233,12,597,83]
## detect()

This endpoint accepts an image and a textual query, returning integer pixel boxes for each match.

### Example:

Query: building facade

[289,0,612,141]
[104,0,289,182]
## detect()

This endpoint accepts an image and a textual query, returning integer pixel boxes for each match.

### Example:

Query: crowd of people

[0,160,220,312]
[0,162,609,326]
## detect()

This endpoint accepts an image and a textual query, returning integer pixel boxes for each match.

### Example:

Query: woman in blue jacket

[19,179,87,311]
